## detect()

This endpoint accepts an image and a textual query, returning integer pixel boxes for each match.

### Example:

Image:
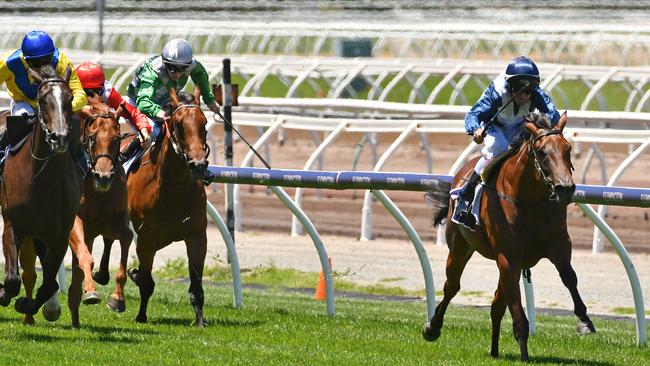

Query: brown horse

[125,86,210,326]
[64,99,133,328]
[422,113,596,361]
[0,64,83,321]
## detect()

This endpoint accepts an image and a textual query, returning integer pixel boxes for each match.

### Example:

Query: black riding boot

[0,130,9,170]
[452,171,482,230]
[119,137,142,164]
[201,169,215,186]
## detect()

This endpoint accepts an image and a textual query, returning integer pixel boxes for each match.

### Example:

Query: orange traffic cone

[314,257,332,300]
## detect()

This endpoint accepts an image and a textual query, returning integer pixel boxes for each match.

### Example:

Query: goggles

[166,64,188,73]
[26,55,53,68]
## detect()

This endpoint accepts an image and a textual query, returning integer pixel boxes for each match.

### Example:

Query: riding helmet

[76,62,106,89]
[161,38,193,66]
[21,30,55,60]
[505,56,540,81]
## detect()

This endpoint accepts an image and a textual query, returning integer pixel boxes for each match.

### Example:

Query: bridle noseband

[83,113,118,177]
[165,104,210,165]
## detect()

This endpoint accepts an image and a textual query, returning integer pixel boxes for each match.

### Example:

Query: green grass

[0,280,646,365]
[156,258,425,298]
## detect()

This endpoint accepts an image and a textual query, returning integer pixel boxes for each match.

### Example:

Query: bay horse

[64,98,133,328]
[422,113,596,361]
[0,64,83,322]
[126,86,210,326]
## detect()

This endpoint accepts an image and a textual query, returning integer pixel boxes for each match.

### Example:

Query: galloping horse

[422,113,596,361]
[0,64,83,321]
[126,86,211,326]
[65,99,133,328]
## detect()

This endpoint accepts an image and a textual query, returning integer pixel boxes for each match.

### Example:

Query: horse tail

[425,181,452,227]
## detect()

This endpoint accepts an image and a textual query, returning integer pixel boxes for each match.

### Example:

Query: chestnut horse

[126,87,210,326]
[422,113,596,361]
[64,99,133,328]
[0,65,83,321]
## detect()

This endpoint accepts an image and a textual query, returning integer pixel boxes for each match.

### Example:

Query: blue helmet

[21,30,55,60]
[505,56,540,81]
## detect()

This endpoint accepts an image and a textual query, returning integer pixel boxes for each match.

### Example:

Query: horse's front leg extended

[68,217,100,305]
[108,224,133,313]
[128,236,155,324]
[490,286,507,358]
[497,254,529,362]
[554,259,596,335]
[0,222,21,306]
[15,237,67,316]
[186,231,207,327]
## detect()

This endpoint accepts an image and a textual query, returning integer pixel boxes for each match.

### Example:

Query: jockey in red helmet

[452,56,560,230]
[76,62,151,141]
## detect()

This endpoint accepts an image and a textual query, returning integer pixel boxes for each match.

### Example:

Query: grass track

[0,280,646,365]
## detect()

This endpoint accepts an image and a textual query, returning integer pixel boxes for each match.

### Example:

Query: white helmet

[161,38,193,66]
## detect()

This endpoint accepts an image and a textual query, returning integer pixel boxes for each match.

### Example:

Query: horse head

[79,99,122,192]
[29,64,74,154]
[524,112,575,205]
[166,86,210,181]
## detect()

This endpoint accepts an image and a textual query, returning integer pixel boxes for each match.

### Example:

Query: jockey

[76,61,151,141]
[452,56,560,230]
[126,38,220,126]
[0,30,86,117]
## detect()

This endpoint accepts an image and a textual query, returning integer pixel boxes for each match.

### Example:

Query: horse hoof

[92,271,110,286]
[22,315,35,326]
[14,297,34,314]
[107,297,126,313]
[577,319,596,335]
[422,322,441,342]
[127,268,140,285]
[135,313,147,323]
[82,291,101,305]
[42,301,61,322]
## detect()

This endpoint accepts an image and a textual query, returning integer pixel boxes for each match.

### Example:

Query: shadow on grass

[150,316,264,328]
[501,353,616,366]
[17,333,62,342]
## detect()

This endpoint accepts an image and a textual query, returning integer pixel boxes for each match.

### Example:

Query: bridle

[83,113,119,177]
[528,128,566,201]
[35,77,72,151]
[164,103,210,165]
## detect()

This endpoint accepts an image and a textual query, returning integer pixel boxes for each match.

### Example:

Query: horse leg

[489,285,507,358]
[18,238,36,325]
[496,254,529,362]
[108,226,133,313]
[92,237,113,286]
[33,240,62,322]
[68,254,83,328]
[68,217,100,305]
[0,222,21,307]
[552,258,596,335]
[186,231,207,327]
[15,237,67,318]
[422,226,474,341]
[128,240,155,323]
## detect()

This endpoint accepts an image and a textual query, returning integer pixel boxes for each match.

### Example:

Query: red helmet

[76,61,105,89]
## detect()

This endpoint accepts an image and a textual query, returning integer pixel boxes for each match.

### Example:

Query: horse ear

[193,85,201,106]
[555,111,568,131]
[525,121,540,137]
[28,68,43,83]
[169,87,180,108]
[63,65,72,83]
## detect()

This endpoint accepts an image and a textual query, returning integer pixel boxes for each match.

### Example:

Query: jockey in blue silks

[452,56,560,230]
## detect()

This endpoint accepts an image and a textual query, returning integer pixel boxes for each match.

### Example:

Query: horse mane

[36,64,58,79]
[88,99,110,115]
[163,91,195,116]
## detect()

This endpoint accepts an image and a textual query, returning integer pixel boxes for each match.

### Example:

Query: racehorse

[0,64,83,322]
[422,113,596,361]
[126,86,211,326]
[66,99,133,328]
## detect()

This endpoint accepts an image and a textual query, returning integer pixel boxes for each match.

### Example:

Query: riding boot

[451,171,482,230]
[119,137,142,164]
[201,169,215,186]
[0,130,9,174]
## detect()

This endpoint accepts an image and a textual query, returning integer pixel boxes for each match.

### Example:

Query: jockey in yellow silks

[0,30,86,116]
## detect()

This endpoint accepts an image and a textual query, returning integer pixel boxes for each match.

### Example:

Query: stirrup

[451,199,475,231]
